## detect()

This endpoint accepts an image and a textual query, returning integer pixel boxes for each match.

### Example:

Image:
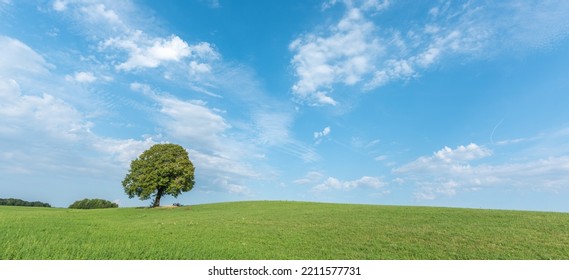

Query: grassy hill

[1,201,568,259]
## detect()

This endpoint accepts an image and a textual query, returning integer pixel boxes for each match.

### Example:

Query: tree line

[0,198,51,207]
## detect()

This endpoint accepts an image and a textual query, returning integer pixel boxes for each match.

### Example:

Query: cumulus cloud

[105,33,218,71]
[102,32,202,71]
[434,143,492,162]
[289,7,380,106]
[53,1,220,74]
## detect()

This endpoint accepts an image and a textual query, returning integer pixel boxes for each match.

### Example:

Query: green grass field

[1,201,568,259]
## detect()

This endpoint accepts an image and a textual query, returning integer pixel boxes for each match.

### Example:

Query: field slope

[1,201,568,259]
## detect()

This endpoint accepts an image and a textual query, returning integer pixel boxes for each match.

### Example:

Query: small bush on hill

[0,198,51,207]
[69,198,118,209]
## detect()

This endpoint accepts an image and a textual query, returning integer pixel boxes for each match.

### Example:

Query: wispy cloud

[65,71,97,83]
[313,126,331,145]
[0,76,154,176]
[294,171,387,193]
[52,0,67,11]
[129,83,313,195]
[0,36,52,77]
[48,0,316,169]
[290,0,569,106]
[394,142,569,200]
[47,0,317,166]
[293,171,325,185]
[312,176,387,192]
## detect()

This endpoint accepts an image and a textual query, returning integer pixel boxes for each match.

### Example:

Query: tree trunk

[152,188,164,207]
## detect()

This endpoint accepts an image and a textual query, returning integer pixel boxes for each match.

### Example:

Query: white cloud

[52,0,67,11]
[293,171,325,185]
[65,71,97,83]
[495,1,569,49]
[189,42,220,60]
[395,143,569,200]
[323,0,390,12]
[434,143,492,162]
[395,143,492,174]
[314,126,331,145]
[80,3,124,28]
[359,0,390,12]
[213,177,251,195]
[129,82,232,155]
[289,7,381,105]
[291,1,569,105]
[92,137,157,167]
[102,32,195,71]
[315,91,337,106]
[156,95,230,153]
[189,61,212,77]
[0,37,167,179]
[0,77,158,177]
[252,111,308,156]
[294,171,387,194]
[130,83,263,194]
[314,126,331,139]
[0,36,52,77]
[0,79,92,141]
[101,32,219,71]
[374,155,387,161]
[54,2,220,74]
[312,176,386,192]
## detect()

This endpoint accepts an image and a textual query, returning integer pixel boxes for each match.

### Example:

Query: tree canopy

[122,143,195,207]
[69,198,118,209]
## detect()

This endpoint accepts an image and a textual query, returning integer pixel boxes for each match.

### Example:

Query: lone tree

[122,143,195,207]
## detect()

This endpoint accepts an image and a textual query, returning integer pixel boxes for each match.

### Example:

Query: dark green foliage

[68,198,118,209]
[122,143,195,207]
[0,198,51,207]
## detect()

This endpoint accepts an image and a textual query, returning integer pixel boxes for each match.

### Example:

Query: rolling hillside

[1,201,568,259]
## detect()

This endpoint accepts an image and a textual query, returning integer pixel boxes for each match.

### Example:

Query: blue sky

[1,0,569,211]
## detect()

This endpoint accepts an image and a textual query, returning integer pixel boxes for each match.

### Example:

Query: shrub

[69,198,118,209]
